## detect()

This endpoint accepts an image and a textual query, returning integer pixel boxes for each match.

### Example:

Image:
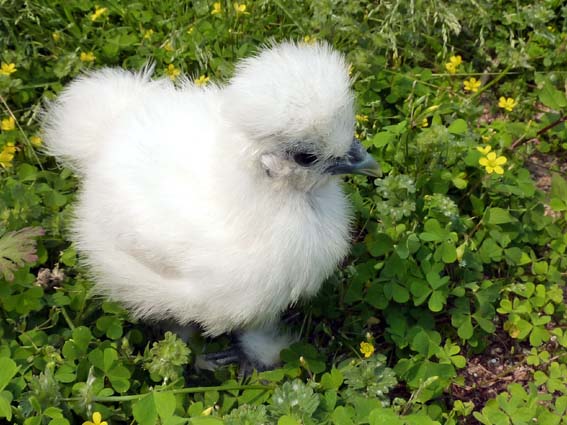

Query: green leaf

[48,419,70,425]
[426,271,449,290]
[54,364,76,383]
[108,364,131,393]
[551,174,567,207]
[24,415,42,425]
[457,316,474,340]
[320,368,343,390]
[17,163,38,181]
[529,327,549,347]
[486,208,513,225]
[451,355,467,368]
[163,417,188,425]
[53,53,78,78]
[549,198,567,211]
[538,81,567,110]
[452,175,468,189]
[366,233,394,257]
[439,241,457,263]
[369,408,404,425]
[43,407,64,418]
[419,219,444,242]
[411,329,442,358]
[504,247,531,265]
[447,119,467,135]
[474,315,496,334]
[188,401,204,417]
[60,246,77,267]
[72,326,92,351]
[96,316,124,340]
[533,261,548,275]
[277,416,300,425]
[0,357,19,392]
[371,132,394,148]
[410,278,431,306]
[515,319,533,340]
[154,392,176,419]
[331,406,354,425]
[428,290,446,312]
[133,394,158,425]
[391,283,410,303]
[396,234,421,259]
[0,392,13,420]
[103,348,118,372]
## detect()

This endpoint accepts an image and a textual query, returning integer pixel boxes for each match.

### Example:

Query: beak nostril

[324,138,381,177]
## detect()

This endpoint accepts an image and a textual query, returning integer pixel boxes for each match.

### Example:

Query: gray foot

[196,345,270,377]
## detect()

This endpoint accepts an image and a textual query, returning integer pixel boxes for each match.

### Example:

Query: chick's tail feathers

[42,65,156,173]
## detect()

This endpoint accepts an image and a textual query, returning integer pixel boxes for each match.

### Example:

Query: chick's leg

[237,327,293,370]
[197,326,293,374]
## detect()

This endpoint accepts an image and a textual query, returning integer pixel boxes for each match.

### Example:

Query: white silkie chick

[43,42,381,371]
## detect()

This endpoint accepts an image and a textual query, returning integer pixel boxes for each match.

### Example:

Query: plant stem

[509,114,567,150]
[470,65,512,100]
[60,306,76,330]
[61,384,275,403]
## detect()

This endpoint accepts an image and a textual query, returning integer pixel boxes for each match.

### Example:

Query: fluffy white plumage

[43,42,378,368]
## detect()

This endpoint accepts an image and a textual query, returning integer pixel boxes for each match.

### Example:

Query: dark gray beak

[325,139,382,177]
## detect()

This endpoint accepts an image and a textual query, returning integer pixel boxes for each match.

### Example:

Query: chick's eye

[293,152,318,167]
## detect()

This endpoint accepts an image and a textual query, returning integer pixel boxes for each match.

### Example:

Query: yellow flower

[233,3,247,14]
[476,145,492,155]
[195,75,209,87]
[80,52,96,62]
[165,64,181,80]
[420,118,429,128]
[479,151,507,175]
[0,142,16,168]
[1,117,15,131]
[355,114,368,123]
[83,412,108,425]
[303,35,316,44]
[463,77,481,93]
[444,56,461,74]
[143,29,154,39]
[360,341,375,358]
[0,63,17,76]
[187,26,194,35]
[90,6,107,21]
[30,136,42,147]
[445,62,457,74]
[211,2,222,15]
[450,55,462,66]
[498,97,517,112]
[163,41,174,52]
[52,32,61,42]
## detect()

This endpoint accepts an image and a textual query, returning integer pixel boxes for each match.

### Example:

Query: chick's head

[224,41,380,192]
